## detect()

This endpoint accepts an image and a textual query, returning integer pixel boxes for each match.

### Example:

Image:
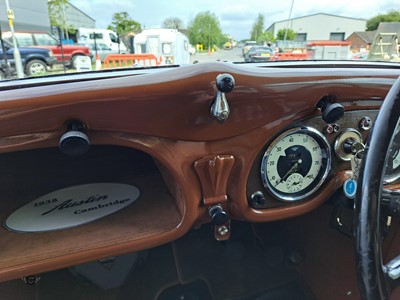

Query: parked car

[249,46,274,62]
[76,42,118,62]
[2,31,91,68]
[243,45,268,62]
[224,41,233,49]
[242,40,257,56]
[76,28,128,53]
[0,39,56,76]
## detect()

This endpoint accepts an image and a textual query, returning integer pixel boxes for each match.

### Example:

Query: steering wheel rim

[355,75,400,300]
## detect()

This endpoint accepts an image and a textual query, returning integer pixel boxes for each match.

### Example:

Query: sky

[69,0,398,41]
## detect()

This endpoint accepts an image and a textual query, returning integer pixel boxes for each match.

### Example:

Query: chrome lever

[385,255,400,280]
[210,74,235,122]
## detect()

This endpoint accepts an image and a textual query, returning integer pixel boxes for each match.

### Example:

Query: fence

[103,54,161,68]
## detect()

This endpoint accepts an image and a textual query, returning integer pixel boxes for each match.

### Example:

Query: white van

[77,28,127,53]
[134,28,190,65]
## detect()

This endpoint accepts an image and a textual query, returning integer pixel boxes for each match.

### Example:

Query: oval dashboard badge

[4,183,140,232]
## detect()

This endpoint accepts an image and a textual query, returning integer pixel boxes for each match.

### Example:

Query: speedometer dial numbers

[261,127,331,202]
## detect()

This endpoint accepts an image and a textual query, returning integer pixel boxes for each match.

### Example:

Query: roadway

[190,47,244,64]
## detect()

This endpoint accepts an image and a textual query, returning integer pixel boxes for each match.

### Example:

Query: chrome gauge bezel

[260,126,331,202]
[334,129,362,161]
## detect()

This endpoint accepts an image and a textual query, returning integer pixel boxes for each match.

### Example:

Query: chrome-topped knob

[216,73,235,93]
[59,120,90,157]
[211,74,235,122]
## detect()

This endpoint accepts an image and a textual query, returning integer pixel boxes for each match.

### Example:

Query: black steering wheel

[355,75,400,299]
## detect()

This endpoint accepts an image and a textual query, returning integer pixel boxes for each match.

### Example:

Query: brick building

[345,31,376,52]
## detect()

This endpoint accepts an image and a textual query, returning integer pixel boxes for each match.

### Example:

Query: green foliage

[187,11,224,48]
[250,14,265,41]
[221,34,231,43]
[276,28,297,40]
[257,31,275,44]
[48,0,75,34]
[107,12,141,34]
[250,14,274,43]
[162,17,185,30]
[366,10,400,31]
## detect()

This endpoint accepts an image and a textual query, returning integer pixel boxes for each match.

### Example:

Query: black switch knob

[321,102,344,124]
[208,205,229,225]
[216,74,235,93]
[343,138,364,155]
[317,96,344,124]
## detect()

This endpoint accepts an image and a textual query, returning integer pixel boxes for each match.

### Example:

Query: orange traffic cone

[95,53,102,70]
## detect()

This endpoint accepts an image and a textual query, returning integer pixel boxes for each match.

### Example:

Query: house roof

[349,31,376,44]
[67,2,96,22]
[377,22,400,38]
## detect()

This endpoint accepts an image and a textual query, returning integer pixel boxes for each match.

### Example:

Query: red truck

[2,31,91,68]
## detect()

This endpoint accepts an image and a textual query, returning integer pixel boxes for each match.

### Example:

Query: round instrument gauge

[261,127,331,202]
[385,123,400,183]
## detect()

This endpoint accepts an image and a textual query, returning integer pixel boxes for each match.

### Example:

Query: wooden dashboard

[0,61,399,282]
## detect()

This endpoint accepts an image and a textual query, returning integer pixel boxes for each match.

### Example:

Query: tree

[48,0,75,35]
[187,11,224,49]
[257,31,275,44]
[366,10,400,31]
[162,17,184,30]
[107,12,141,35]
[276,28,297,40]
[250,14,265,41]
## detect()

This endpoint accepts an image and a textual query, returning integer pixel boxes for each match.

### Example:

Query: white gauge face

[261,127,331,201]
[286,173,304,192]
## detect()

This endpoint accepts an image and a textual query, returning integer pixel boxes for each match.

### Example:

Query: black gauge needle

[275,159,302,186]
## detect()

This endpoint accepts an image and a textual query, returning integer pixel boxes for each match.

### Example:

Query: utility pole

[284,0,295,42]
[61,1,69,43]
[5,0,24,78]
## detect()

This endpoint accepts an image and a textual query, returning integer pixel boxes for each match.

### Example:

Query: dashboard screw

[218,225,229,236]
[22,275,40,285]
[359,116,372,131]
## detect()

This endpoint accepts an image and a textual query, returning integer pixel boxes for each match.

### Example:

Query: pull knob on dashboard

[208,205,229,226]
[210,74,235,122]
[59,120,90,157]
[316,95,344,124]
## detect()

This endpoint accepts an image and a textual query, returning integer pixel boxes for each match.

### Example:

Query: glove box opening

[0,145,182,282]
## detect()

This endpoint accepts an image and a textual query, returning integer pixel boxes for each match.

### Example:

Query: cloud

[69,0,398,40]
